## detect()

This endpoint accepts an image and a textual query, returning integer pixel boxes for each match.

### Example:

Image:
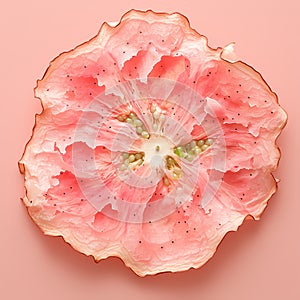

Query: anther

[174,138,213,161]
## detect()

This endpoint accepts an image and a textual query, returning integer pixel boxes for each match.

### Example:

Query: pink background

[1,1,299,299]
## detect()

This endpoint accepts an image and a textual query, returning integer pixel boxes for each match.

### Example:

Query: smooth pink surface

[1,1,299,299]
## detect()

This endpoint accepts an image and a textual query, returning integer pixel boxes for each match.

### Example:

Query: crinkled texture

[19,10,287,276]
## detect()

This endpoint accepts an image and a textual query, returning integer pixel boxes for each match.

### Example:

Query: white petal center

[140,135,174,169]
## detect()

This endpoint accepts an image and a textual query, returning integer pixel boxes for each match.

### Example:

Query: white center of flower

[140,135,174,168]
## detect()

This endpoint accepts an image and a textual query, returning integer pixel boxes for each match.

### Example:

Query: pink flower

[19,10,287,276]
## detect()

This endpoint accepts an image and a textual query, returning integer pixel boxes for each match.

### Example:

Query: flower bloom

[19,10,287,276]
